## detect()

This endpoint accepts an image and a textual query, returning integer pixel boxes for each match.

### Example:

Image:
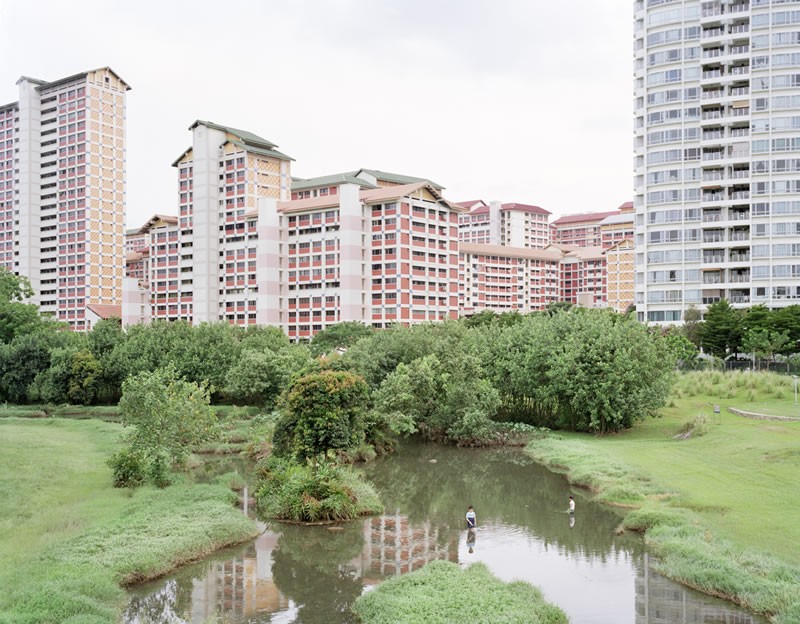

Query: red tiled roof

[500,202,550,215]
[618,201,634,212]
[86,303,121,319]
[456,200,486,210]
[551,210,620,226]
[459,242,564,262]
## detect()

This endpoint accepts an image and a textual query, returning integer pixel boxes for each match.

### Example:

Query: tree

[742,328,790,370]
[700,299,742,357]
[118,367,217,467]
[0,268,48,343]
[225,346,313,407]
[309,321,373,356]
[683,305,703,348]
[373,352,501,445]
[274,370,370,462]
[27,347,101,405]
[663,329,699,369]
[478,310,675,433]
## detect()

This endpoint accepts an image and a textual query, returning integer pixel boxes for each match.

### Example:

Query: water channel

[124,443,765,624]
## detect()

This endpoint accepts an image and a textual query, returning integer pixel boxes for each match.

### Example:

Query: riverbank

[353,560,568,624]
[0,417,259,623]
[525,389,800,622]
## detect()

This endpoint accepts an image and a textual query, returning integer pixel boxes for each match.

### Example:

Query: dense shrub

[108,448,146,488]
[276,370,370,462]
[255,456,381,522]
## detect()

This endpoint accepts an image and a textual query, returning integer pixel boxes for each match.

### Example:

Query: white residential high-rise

[1,67,129,329]
[634,0,800,324]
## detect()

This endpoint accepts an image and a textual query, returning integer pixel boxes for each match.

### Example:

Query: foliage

[255,455,382,522]
[275,370,370,462]
[373,352,501,445]
[353,560,568,624]
[118,367,218,471]
[0,268,50,343]
[308,320,373,356]
[662,328,700,369]
[224,345,312,407]
[683,305,703,348]
[479,310,675,433]
[701,299,743,357]
[742,328,790,370]
[108,447,147,488]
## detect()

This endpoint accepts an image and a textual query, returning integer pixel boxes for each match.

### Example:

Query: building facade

[634,0,800,323]
[551,210,622,248]
[258,181,464,340]
[458,243,562,314]
[457,201,551,248]
[1,67,129,329]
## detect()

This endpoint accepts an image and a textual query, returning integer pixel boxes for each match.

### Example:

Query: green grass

[353,561,568,624]
[0,404,121,421]
[0,418,259,623]
[525,371,800,621]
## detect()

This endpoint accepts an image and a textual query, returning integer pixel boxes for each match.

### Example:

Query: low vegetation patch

[255,456,382,523]
[0,417,258,624]
[353,561,568,624]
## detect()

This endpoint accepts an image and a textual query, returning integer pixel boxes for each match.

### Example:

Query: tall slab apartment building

[635,0,800,324]
[1,67,128,329]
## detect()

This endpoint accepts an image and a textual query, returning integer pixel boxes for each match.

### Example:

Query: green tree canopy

[118,367,217,466]
[700,299,743,357]
[309,321,374,357]
[274,370,370,462]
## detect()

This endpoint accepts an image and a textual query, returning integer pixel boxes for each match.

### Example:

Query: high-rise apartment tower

[1,67,129,329]
[634,0,800,323]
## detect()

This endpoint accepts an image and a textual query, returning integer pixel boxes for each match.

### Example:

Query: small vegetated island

[3,268,800,623]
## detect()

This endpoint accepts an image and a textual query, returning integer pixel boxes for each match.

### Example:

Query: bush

[108,448,146,488]
[255,456,381,522]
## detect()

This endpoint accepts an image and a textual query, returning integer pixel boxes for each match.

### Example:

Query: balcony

[729,253,750,263]
[730,273,750,283]
[730,210,750,221]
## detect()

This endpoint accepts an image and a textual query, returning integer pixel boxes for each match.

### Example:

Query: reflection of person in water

[569,514,575,529]
[466,528,476,553]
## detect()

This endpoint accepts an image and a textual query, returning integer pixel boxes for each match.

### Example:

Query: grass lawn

[526,370,800,622]
[0,417,258,623]
[598,371,800,563]
[353,561,567,624]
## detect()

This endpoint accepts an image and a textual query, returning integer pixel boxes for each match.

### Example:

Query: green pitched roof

[190,120,278,149]
[356,168,444,190]
[228,141,294,162]
[292,172,378,192]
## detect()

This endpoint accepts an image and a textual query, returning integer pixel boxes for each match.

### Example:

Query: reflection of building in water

[636,554,760,624]
[189,532,288,623]
[358,512,457,579]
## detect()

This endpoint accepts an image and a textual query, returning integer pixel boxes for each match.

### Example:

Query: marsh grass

[353,561,568,624]
[526,375,800,621]
[0,418,258,623]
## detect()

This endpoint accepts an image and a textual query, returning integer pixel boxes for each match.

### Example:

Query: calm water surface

[125,443,765,624]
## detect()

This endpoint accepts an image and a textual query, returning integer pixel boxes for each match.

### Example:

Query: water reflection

[124,443,766,624]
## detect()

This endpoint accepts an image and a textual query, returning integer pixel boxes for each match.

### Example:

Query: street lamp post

[794,375,798,405]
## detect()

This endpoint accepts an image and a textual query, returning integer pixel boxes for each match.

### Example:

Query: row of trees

[683,299,800,363]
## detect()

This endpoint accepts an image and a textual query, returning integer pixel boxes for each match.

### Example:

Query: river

[124,442,765,623]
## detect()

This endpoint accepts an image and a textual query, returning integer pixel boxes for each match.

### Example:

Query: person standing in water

[466,505,477,529]
[568,496,575,514]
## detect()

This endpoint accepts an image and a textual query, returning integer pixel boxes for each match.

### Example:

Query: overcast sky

[2,1,633,227]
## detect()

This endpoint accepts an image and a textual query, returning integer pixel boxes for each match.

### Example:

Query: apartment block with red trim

[558,245,607,306]
[124,121,292,326]
[258,180,464,340]
[457,200,551,248]
[549,203,632,249]
[459,243,562,314]
[2,67,129,330]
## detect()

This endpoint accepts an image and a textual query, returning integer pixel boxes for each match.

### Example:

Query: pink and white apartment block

[459,243,562,314]
[458,200,551,248]
[124,120,292,326]
[551,202,634,249]
[257,181,464,340]
[2,67,128,329]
